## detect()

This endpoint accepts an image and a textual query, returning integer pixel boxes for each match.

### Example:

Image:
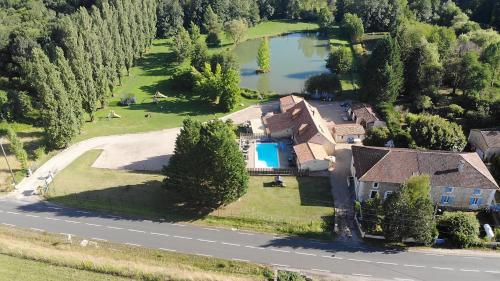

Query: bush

[363,126,391,147]
[6,128,28,171]
[33,146,46,161]
[447,104,465,118]
[171,68,196,92]
[305,73,341,94]
[206,31,221,47]
[495,228,500,242]
[118,94,136,106]
[438,212,480,248]
[277,271,306,281]
[326,46,353,75]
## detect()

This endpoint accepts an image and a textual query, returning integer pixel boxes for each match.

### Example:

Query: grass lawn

[47,150,334,238]
[0,226,270,281]
[0,254,131,281]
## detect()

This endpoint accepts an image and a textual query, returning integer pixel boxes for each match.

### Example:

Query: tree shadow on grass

[125,98,221,117]
[21,179,213,223]
[297,177,334,208]
[135,52,178,77]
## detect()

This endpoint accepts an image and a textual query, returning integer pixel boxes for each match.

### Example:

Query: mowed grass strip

[47,150,334,238]
[0,254,131,281]
[0,226,270,281]
[207,176,334,238]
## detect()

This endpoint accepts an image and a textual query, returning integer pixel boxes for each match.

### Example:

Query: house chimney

[458,160,465,173]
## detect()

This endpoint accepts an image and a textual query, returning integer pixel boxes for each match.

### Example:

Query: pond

[233,32,330,94]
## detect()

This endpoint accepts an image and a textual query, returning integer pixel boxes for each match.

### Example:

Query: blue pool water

[255,143,280,168]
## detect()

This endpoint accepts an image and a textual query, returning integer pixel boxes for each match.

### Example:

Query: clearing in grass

[47,150,334,238]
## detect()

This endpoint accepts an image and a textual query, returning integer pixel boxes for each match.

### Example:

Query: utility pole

[0,138,16,186]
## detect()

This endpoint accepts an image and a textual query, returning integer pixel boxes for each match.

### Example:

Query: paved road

[0,199,499,281]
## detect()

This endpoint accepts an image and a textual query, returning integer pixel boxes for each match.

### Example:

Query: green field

[0,254,131,281]
[47,150,334,238]
[0,226,269,281]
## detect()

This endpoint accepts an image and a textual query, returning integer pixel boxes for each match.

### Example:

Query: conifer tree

[257,38,271,73]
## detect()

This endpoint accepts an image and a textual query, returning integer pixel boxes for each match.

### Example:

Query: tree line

[0,0,157,148]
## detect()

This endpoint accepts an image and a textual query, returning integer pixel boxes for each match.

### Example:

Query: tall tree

[225,19,248,45]
[326,46,353,75]
[219,67,241,112]
[171,27,193,62]
[26,48,77,148]
[158,0,181,37]
[362,36,403,105]
[257,37,271,73]
[481,42,499,86]
[342,13,364,43]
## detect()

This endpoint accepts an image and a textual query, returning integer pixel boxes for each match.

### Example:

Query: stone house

[468,128,500,162]
[351,146,499,210]
[347,103,386,129]
[331,123,366,143]
[263,97,335,171]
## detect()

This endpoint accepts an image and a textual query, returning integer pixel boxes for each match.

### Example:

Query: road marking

[45,217,61,221]
[125,243,141,247]
[7,211,20,215]
[25,214,39,218]
[2,223,15,227]
[30,228,44,232]
[432,267,453,271]
[376,261,398,265]
[245,245,265,250]
[237,232,254,236]
[196,253,212,257]
[85,223,102,227]
[232,258,249,262]
[159,248,177,252]
[271,263,289,267]
[394,278,414,281]
[173,235,192,240]
[425,253,444,257]
[127,229,146,233]
[321,255,343,260]
[485,270,500,274]
[150,232,170,237]
[92,238,107,242]
[64,220,80,224]
[106,226,123,230]
[295,251,316,256]
[46,207,61,210]
[352,273,372,277]
[173,223,186,227]
[311,269,330,273]
[197,239,216,243]
[463,256,482,260]
[203,227,220,231]
[221,242,240,247]
[270,248,290,253]
[459,269,480,272]
[76,211,90,214]
[404,264,425,268]
[347,258,371,263]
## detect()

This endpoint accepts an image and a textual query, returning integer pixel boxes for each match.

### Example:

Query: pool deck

[244,140,292,169]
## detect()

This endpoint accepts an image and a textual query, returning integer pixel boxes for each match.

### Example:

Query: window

[469,197,481,206]
[384,191,393,199]
[373,182,379,189]
[473,188,481,196]
[440,195,454,205]
[444,187,454,193]
[370,190,379,199]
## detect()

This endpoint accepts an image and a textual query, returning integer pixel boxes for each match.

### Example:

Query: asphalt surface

[1,199,499,281]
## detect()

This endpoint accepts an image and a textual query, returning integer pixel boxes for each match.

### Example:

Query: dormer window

[473,188,481,196]
[373,182,379,189]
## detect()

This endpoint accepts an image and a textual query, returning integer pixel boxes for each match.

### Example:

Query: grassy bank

[0,226,270,281]
[47,150,334,238]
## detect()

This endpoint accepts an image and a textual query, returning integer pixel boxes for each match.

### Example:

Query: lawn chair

[272,175,286,187]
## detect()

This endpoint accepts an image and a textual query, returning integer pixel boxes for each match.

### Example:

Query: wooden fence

[247,168,309,176]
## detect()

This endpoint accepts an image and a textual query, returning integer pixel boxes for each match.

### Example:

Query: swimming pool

[255,142,280,168]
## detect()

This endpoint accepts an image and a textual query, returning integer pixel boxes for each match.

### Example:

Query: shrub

[495,228,500,242]
[33,146,46,161]
[447,104,465,118]
[438,212,480,248]
[326,46,353,75]
[406,113,466,151]
[6,128,28,171]
[118,94,136,106]
[361,197,382,233]
[206,31,221,47]
[277,271,306,281]
[305,73,341,94]
[171,68,196,92]
[363,126,391,147]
